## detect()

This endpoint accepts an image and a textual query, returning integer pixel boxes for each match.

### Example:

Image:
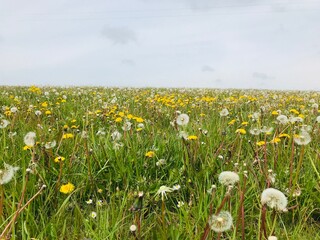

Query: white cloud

[101,26,137,44]
[121,59,135,66]
[202,65,214,72]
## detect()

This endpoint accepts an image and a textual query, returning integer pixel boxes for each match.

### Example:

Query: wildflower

[177,201,185,208]
[0,119,10,128]
[261,188,287,211]
[45,140,56,149]
[268,236,277,240]
[45,110,52,115]
[111,130,122,141]
[235,128,246,135]
[256,141,266,146]
[97,200,103,206]
[176,113,189,126]
[145,151,155,158]
[178,131,188,140]
[173,184,181,190]
[279,133,290,138]
[219,108,229,117]
[90,211,97,219]
[115,117,122,123]
[241,121,249,126]
[218,171,240,186]
[207,184,217,194]
[155,185,174,200]
[271,111,279,116]
[137,123,145,129]
[54,156,65,163]
[156,159,166,167]
[0,163,20,185]
[294,131,311,145]
[228,119,236,125]
[62,133,74,139]
[316,116,320,122]
[60,182,75,194]
[260,126,273,134]
[249,128,261,135]
[276,115,288,124]
[130,224,137,232]
[187,135,198,140]
[86,199,93,204]
[24,132,36,147]
[122,121,132,131]
[270,137,281,144]
[209,211,233,233]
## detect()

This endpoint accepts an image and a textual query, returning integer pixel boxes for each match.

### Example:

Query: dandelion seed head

[218,171,240,186]
[0,163,20,185]
[176,113,189,126]
[209,211,233,233]
[261,188,287,211]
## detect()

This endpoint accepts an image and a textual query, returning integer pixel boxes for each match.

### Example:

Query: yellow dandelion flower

[241,121,249,126]
[118,112,125,117]
[145,151,155,158]
[228,119,236,125]
[115,117,122,123]
[271,111,279,116]
[127,114,133,119]
[187,135,198,140]
[45,110,52,115]
[135,117,144,123]
[256,141,266,146]
[60,182,75,194]
[54,156,65,163]
[23,145,32,150]
[298,114,305,118]
[41,102,48,108]
[71,119,77,123]
[62,133,74,139]
[279,133,290,138]
[290,109,299,115]
[235,129,246,135]
[270,138,281,144]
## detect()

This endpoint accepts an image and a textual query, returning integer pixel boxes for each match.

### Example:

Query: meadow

[0,86,319,240]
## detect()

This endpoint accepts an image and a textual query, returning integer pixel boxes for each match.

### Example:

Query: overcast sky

[1,0,320,90]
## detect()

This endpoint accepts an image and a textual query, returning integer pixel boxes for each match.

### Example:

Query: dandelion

[145,151,155,158]
[24,132,36,147]
[187,135,198,140]
[35,110,42,116]
[218,171,240,186]
[276,115,288,124]
[111,130,122,141]
[62,133,74,139]
[45,140,56,149]
[294,131,311,145]
[156,159,166,167]
[0,163,20,185]
[256,141,266,146]
[122,121,132,131]
[54,156,65,163]
[261,188,287,211]
[316,116,320,123]
[176,113,189,126]
[60,182,75,194]
[0,119,10,129]
[219,108,229,117]
[249,128,260,135]
[268,236,277,240]
[130,224,137,232]
[155,185,174,200]
[209,211,233,233]
[178,131,188,140]
[235,128,246,135]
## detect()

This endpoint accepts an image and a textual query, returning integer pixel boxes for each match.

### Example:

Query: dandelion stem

[0,185,3,219]
[288,137,295,189]
[0,184,45,239]
[292,145,305,192]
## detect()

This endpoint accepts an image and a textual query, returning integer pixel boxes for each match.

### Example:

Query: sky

[0,0,320,90]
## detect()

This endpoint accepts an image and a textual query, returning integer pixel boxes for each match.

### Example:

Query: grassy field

[0,86,320,240]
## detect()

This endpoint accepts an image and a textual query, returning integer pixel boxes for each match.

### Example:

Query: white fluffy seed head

[268,236,278,240]
[261,188,287,211]
[209,211,233,233]
[176,113,189,126]
[24,131,36,147]
[0,163,20,185]
[218,171,240,186]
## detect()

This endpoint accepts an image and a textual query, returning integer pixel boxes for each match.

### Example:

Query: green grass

[0,86,319,239]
